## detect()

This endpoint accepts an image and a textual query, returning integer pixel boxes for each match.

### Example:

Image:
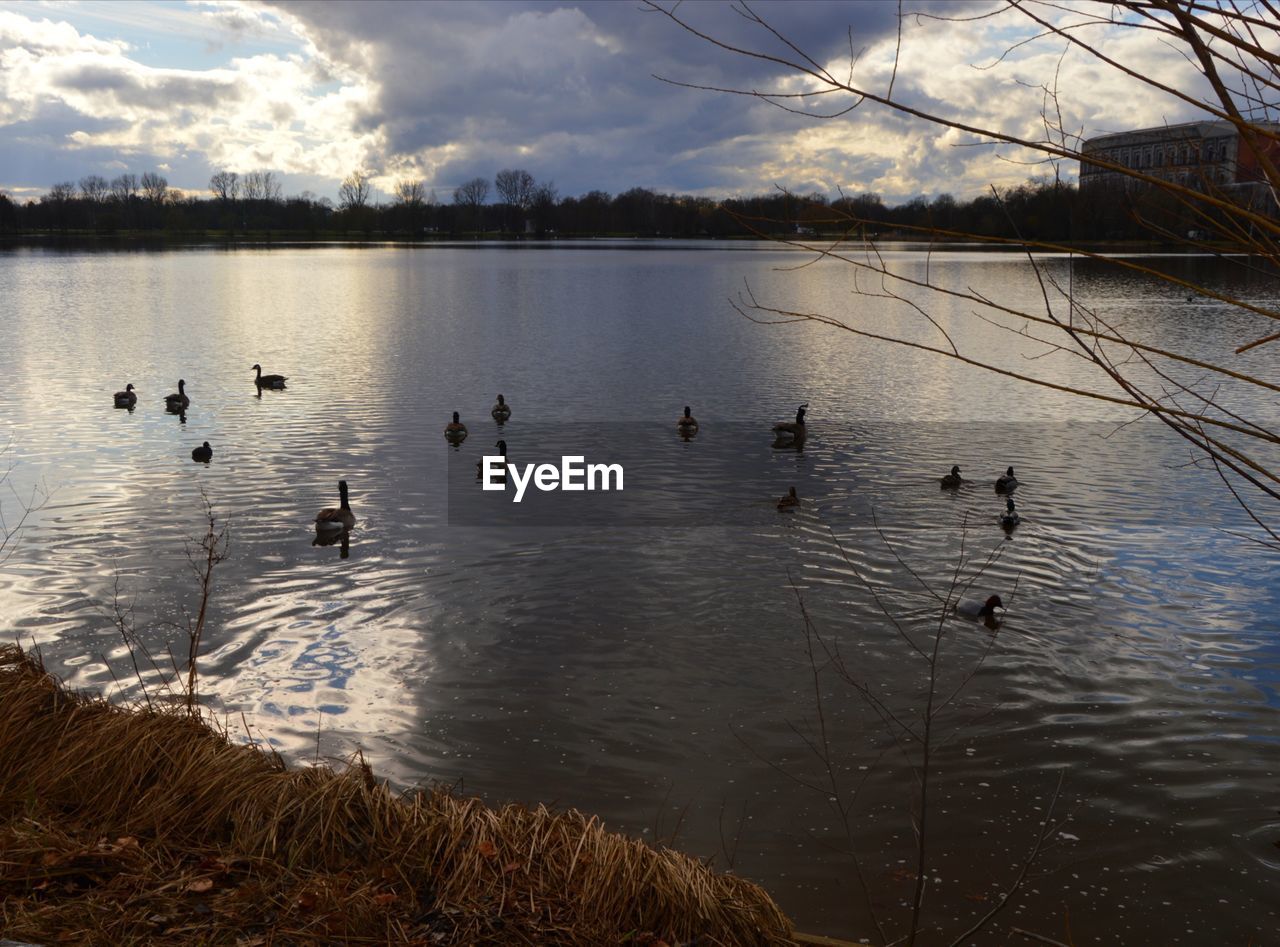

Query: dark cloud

[51,62,244,111]
[269,0,917,196]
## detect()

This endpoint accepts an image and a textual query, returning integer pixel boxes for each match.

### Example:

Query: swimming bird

[491,394,511,422]
[995,466,1018,493]
[777,486,800,510]
[772,403,808,445]
[445,411,468,443]
[478,439,508,479]
[165,379,189,413]
[113,383,137,409]
[677,405,699,434]
[1000,498,1020,529]
[191,441,212,463]
[315,480,356,532]
[956,594,1005,623]
[253,364,287,389]
[940,465,964,489]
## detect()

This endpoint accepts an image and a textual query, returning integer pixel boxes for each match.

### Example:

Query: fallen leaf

[114,836,139,850]
[186,878,215,894]
[477,840,498,858]
[297,891,317,911]
[373,893,397,906]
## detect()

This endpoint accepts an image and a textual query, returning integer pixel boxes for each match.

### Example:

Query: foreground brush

[0,645,793,946]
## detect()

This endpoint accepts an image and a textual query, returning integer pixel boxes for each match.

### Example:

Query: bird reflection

[178,409,187,425]
[312,528,351,559]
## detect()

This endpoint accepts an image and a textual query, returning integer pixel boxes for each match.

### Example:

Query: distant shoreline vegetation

[0,166,1225,244]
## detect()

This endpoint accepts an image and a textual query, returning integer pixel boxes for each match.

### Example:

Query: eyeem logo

[482,455,624,503]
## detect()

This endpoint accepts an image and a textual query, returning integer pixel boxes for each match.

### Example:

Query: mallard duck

[677,406,699,433]
[316,480,356,532]
[253,364,287,389]
[113,383,137,409]
[772,403,808,446]
[491,394,511,422]
[776,486,800,510]
[191,441,212,463]
[165,379,189,413]
[445,412,468,442]
[995,466,1018,493]
[478,439,508,479]
[940,465,964,489]
[1000,498,1020,529]
[956,594,1004,622]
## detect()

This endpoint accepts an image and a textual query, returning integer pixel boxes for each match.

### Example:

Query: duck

[955,594,1005,623]
[478,439,508,479]
[491,394,511,422]
[191,441,212,463]
[165,379,189,413]
[677,406,699,434]
[1000,498,1020,529]
[253,364,287,389]
[995,466,1018,493]
[940,464,964,489]
[113,383,137,409]
[772,403,808,445]
[315,480,356,533]
[445,411,468,443]
[776,486,800,510]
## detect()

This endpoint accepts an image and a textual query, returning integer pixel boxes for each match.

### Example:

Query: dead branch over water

[0,645,793,945]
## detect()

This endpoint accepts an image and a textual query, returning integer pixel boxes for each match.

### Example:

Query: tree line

[0,164,1229,243]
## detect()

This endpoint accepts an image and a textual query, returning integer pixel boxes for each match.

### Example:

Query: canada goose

[491,394,511,422]
[478,439,508,478]
[956,594,1004,622]
[1000,498,1020,529]
[252,364,287,389]
[191,441,212,463]
[315,480,356,532]
[772,403,808,446]
[995,466,1019,493]
[776,486,800,510]
[940,465,964,489]
[445,411,468,442]
[113,383,137,409]
[165,380,189,413]
[677,405,698,435]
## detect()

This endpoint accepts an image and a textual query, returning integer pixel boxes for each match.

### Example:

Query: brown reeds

[0,645,793,945]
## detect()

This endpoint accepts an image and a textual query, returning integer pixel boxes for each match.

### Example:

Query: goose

[940,465,964,489]
[772,403,808,445]
[191,441,212,463]
[776,486,800,510]
[1000,498,1020,529]
[491,394,511,422]
[956,594,1004,623]
[315,480,356,532]
[253,364,287,389]
[113,383,137,409]
[478,439,508,479]
[995,466,1018,493]
[445,412,468,443]
[677,406,699,434]
[165,379,189,413]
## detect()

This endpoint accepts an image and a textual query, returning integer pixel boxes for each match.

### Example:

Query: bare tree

[140,171,169,205]
[209,170,239,202]
[495,168,536,232]
[79,175,109,204]
[394,178,426,208]
[648,0,1280,539]
[109,173,138,204]
[44,182,76,205]
[241,170,282,202]
[338,169,373,211]
[453,176,490,234]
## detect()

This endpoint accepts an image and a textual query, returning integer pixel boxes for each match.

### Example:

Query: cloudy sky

[0,0,1214,205]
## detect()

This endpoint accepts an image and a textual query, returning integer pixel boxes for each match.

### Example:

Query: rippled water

[1,241,1277,943]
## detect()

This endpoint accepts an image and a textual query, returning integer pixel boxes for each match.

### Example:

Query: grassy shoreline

[0,645,794,945]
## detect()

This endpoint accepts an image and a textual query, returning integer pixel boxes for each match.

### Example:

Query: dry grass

[0,645,794,945]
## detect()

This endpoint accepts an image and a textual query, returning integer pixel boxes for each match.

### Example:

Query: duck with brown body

[772,402,807,448]
[315,480,356,533]
[677,405,698,436]
[491,394,511,422]
[445,412,468,443]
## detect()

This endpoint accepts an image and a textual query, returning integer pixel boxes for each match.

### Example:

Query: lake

[1,240,1277,943]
